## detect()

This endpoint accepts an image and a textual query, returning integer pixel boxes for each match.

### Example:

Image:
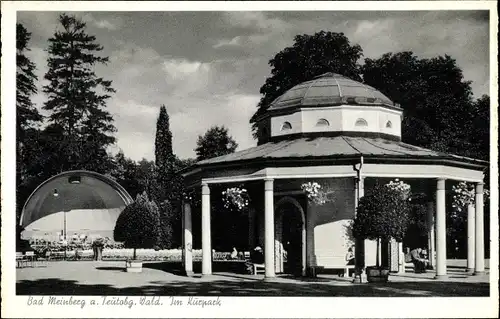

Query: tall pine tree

[43,14,116,173]
[16,23,43,224]
[17,23,43,133]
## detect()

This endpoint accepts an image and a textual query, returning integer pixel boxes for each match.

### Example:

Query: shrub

[114,191,161,260]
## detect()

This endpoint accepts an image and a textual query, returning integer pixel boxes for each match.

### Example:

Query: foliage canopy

[353,183,411,243]
[195,125,238,161]
[114,192,161,258]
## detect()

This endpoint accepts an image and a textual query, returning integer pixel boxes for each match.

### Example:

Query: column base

[466,268,475,273]
[352,273,367,283]
[473,270,485,276]
[183,270,194,277]
[201,273,214,278]
[263,276,277,282]
[434,274,448,280]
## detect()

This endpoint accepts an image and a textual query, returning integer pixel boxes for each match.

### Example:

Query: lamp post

[53,189,67,260]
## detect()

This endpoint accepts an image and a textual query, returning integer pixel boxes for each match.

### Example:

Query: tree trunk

[133,248,137,260]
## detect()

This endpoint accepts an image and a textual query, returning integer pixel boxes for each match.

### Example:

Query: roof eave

[185,153,487,177]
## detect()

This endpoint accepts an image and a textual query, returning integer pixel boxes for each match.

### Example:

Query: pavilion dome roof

[268,72,395,111]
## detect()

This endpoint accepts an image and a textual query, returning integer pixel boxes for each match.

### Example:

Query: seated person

[230,247,238,260]
[237,251,244,260]
[245,246,264,274]
[410,247,428,273]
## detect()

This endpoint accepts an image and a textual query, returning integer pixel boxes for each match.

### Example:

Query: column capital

[201,183,210,195]
[436,178,446,190]
[264,178,274,191]
[475,182,484,193]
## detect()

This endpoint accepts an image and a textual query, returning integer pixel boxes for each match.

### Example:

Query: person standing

[346,246,355,265]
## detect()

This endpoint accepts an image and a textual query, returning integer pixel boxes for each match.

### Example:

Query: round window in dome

[355,118,368,127]
[281,121,292,131]
[386,121,392,128]
[316,118,330,127]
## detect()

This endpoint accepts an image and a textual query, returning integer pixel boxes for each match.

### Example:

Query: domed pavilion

[181,73,488,279]
[20,170,133,242]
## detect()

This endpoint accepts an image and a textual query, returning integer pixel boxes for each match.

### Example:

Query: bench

[338,265,355,277]
[253,263,265,275]
[309,265,355,277]
[16,252,27,268]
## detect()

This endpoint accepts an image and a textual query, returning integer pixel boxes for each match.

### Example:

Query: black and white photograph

[1,1,498,318]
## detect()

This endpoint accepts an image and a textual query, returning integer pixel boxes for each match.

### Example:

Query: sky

[17,10,490,162]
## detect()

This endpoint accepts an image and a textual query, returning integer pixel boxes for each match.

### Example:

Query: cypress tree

[154,105,174,169]
[153,105,179,248]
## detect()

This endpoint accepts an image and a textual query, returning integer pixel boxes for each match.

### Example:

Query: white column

[183,201,193,276]
[398,242,405,273]
[427,201,436,268]
[466,203,475,273]
[354,176,366,281]
[474,182,485,275]
[264,178,275,278]
[355,176,365,207]
[201,183,212,276]
[435,178,447,279]
[301,222,306,276]
[306,202,315,268]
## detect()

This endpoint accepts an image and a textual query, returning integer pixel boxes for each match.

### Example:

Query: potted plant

[114,191,161,273]
[301,181,334,206]
[353,180,411,283]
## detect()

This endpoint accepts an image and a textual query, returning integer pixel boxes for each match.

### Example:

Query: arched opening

[386,121,392,128]
[316,118,330,127]
[275,196,306,276]
[281,121,292,131]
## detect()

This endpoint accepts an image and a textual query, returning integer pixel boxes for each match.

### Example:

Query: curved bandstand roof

[20,170,133,229]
